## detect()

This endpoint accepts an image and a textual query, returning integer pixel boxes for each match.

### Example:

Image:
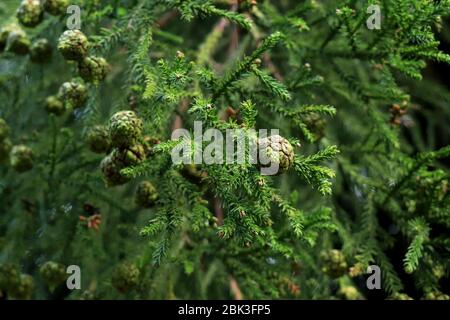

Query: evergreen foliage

[0,0,450,300]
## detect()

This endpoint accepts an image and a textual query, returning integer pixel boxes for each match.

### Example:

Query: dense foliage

[1,0,450,300]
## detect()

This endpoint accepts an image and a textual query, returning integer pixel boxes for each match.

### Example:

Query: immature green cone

[0,264,20,293]
[257,134,295,174]
[0,138,13,163]
[39,261,66,290]
[110,144,146,167]
[337,285,361,300]
[135,181,159,208]
[57,30,89,61]
[100,154,130,186]
[348,262,365,278]
[321,249,348,278]
[85,125,111,154]
[0,118,11,140]
[17,0,44,28]
[143,136,160,157]
[111,262,140,293]
[0,24,17,51]
[10,145,33,172]
[304,113,326,141]
[43,0,69,16]
[388,293,413,300]
[30,38,52,63]
[180,164,208,185]
[108,111,143,148]
[78,56,109,83]
[45,95,65,116]
[10,274,34,300]
[58,81,87,109]
[432,264,446,280]
[101,145,145,186]
[7,28,31,55]
[423,291,450,300]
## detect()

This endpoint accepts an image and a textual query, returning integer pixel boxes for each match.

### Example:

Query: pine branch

[403,218,430,274]
[212,32,285,101]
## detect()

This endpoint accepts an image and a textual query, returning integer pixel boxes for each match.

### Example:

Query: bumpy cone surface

[142,135,160,157]
[58,81,87,109]
[108,111,143,148]
[110,144,146,167]
[7,28,30,55]
[85,125,111,154]
[100,154,131,186]
[17,0,44,28]
[78,56,109,83]
[30,38,52,63]
[0,264,20,293]
[45,95,65,116]
[304,113,327,140]
[43,0,69,16]
[10,145,34,172]
[111,262,140,293]
[0,24,18,51]
[338,286,361,300]
[39,261,67,290]
[257,134,295,174]
[321,249,348,279]
[135,181,159,208]
[10,274,34,300]
[57,30,89,61]
[388,293,414,300]
[423,291,450,300]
